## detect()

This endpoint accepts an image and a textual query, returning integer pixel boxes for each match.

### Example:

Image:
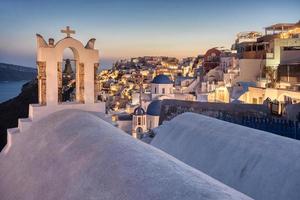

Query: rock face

[0,110,251,200]
[0,63,36,81]
[151,112,300,200]
[0,79,38,151]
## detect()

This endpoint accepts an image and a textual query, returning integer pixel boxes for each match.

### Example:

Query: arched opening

[58,47,84,104]
[136,127,143,139]
[61,48,76,102]
[278,94,294,116]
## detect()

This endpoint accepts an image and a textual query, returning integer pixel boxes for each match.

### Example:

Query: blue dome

[152,74,172,84]
[133,106,146,115]
[146,100,162,116]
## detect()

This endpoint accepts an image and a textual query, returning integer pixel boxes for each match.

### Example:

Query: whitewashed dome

[151,112,300,200]
[0,110,250,200]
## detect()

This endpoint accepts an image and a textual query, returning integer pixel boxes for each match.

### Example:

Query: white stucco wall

[151,83,173,99]
[37,37,99,105]
[29,102,105,122]
[235,59,263,83]
[272,38,300,66]
[147,115,160,130]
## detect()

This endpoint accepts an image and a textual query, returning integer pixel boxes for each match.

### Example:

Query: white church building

[130,74,173,138]
[127,74,199,138]
[150,74,174,100]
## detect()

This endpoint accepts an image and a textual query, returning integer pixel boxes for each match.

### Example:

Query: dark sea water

[0,81,28,103]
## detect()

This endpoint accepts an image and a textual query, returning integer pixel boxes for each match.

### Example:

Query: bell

[63,59,73,75]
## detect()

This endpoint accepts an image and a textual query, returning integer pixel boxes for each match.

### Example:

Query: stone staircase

[4,116,33,154]
[3,102,106,154]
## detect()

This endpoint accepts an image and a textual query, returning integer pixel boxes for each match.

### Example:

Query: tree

[264,66,277,88]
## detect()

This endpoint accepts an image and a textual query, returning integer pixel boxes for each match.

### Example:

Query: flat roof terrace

[265,23,297,35]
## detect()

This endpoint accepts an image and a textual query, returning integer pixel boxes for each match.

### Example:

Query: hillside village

[96,20,300,137]
[1,14,300,199]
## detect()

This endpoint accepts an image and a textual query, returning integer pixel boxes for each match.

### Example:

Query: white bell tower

[131,71,147,139]
[31,26,105,120]
[4,27,105,154]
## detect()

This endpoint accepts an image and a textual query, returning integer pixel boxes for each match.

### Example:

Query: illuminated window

[252,98,258,104]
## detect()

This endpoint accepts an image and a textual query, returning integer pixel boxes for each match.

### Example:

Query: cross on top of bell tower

[61,26,75,37]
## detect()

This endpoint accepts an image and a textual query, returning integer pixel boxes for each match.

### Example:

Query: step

[7,127,20,135]
[28,103,39,121]
[18,118,32,132]
[3,127,20,154]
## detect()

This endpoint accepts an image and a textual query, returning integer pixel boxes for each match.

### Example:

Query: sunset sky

[0,0,299,68]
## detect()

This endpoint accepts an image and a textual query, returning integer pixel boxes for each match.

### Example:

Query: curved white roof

[152,74,172,84]
[151,112,300,200]
[0,110,250,200]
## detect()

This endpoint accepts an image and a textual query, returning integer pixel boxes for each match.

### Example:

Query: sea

[0,81,28,103]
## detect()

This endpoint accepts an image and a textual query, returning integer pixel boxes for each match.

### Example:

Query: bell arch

[135,127,144,139]
[57,46,85,103]
[278,92,294,102]
[36,31,100,106]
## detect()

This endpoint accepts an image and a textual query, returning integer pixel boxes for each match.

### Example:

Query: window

[252,98,258,104]
[138,117,141,125]
[245,46,252,51]
[283,46,300,51]
[154,87,157,94]
[218,91,224,101]
[257,45,264,51]
[162,88,165,94]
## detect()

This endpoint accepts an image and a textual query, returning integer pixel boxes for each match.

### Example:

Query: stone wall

[159,99,270,124]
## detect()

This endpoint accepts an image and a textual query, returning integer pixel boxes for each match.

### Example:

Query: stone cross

[61,26,75,37]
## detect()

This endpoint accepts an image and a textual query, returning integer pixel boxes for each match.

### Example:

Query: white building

[146,100,162,130]
[198,21,300,104]
[151,74,174,100]
[129,74,197,136]
[131,106,147,139]
[130,74,173,137]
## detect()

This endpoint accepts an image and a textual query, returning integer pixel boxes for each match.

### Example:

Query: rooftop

[152,112,300,200]
[0,110,251,200]
[152,74,172,84]
[265,23,295,31]
[133,106,146,115]
[146,100,162,116]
